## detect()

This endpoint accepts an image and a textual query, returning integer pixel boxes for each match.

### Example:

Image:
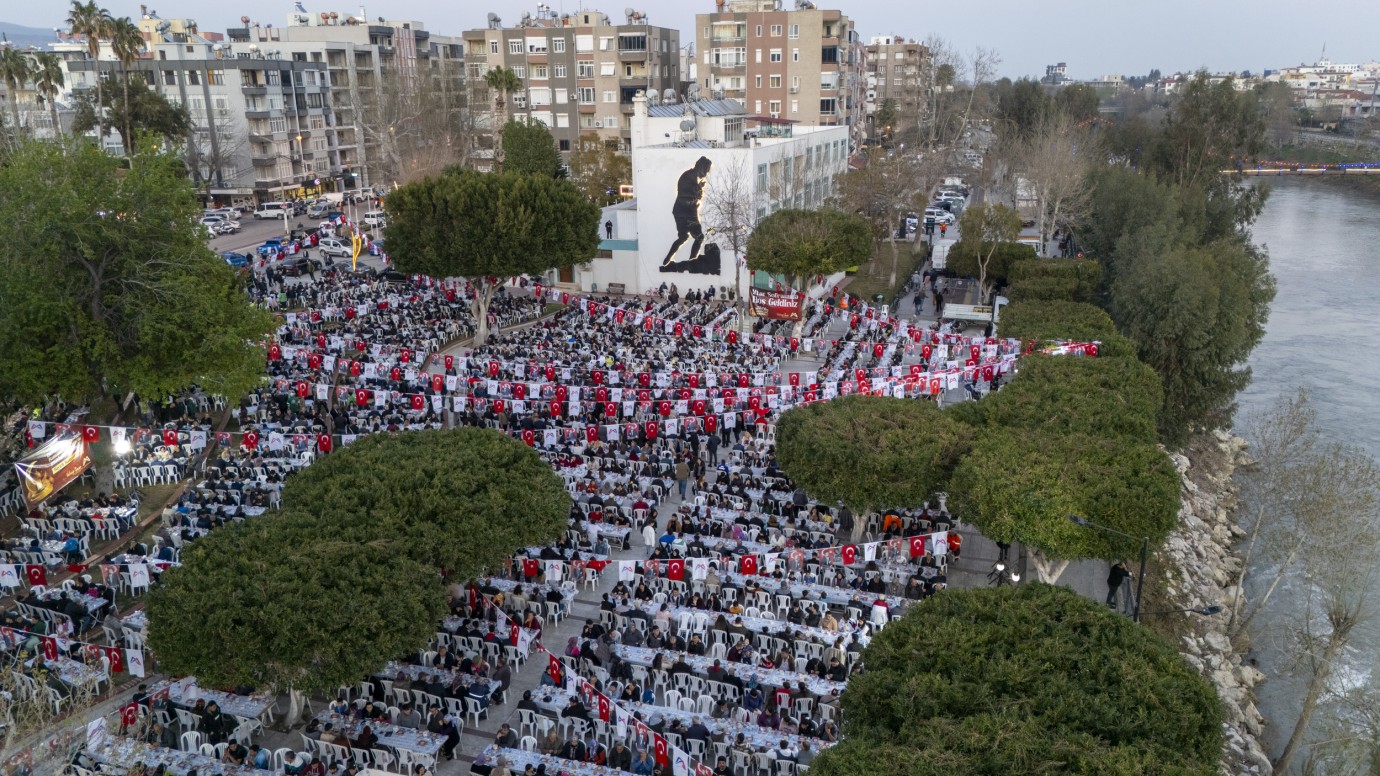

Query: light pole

[1068,514,1149,623]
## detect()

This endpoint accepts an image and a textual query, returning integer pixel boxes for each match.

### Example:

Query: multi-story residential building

[461,7,681,159]
[694,0,864,150]
[863,35,928,144]
[227,9,468,188]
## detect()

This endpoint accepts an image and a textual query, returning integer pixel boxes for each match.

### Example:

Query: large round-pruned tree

[1006,257,1103,303]
[998,299,1137,358]
[147,514,445,725]
[281,428,570,580]
[947,428,1180,583]
[810,584,1222,776]
[980,354,1163,442]
[385,169,599,343]
[745,208,872,299]
[775,396,975,540]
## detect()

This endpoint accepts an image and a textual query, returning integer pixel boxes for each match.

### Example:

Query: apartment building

[462,7,681,158]
[227,9,468,188]
[863,35,928,144]
[694,0,864,149]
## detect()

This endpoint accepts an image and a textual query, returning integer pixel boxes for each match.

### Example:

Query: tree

[1151,72,1264,191]
[1017,110,1096,252]
[147,515,445,727]
[66,1,113,140]
[279,428,571,580]
[186,108,248,198]
[108,16,144,157]
[386,169,599,344]
[873,97,898,142]
[746,208,871,295]
[775,397,976,541]
[501,119,561,178]
[997,299,1128,353]
[71,76,192,153]
[955,203,1022,299]
[0,140,275,406]
[700,155,759,314]
[0,48,33,137]
[353,62,476,185]
[979,354,1162,442]
[567,133,631,206]
[1006,257,1101,303]
[29,52,66,139]
[944,240,1033,294]
[948,429,1180,583]
[1109,236,1274,442]
[810,584,1222,776]
[483,66,523,173]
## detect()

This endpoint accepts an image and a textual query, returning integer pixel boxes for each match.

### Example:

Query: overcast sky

[9,0,1378,79]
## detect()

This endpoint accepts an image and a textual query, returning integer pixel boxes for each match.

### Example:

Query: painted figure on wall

[661,156,721,275]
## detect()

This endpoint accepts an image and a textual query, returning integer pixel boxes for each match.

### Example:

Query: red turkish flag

[488,360,500,377]
[548,654,563,685]
[748,396,761,410]
[678,388,692,401]
[356,389,369,406]
[929,378,942,395]
[390,367,402,382]
[605,402,617,418]
[704,414,717,432]
[982,364,995,381]
[243,431,259,450]
[429,374,443,392]
[446,288,457,302]
[104,646,125,674]
[842,545,858,565]
[510,622,521,646]
[349,360,362,376]
[1088,342,1099,356]
[638,389,651,403]
[345,306,356,320]
[873,343,885,358]
[643,316,655,332]
[591,370,605,385]
[673,322,684,336]
[26,565,46,587]
[585,426,598,443]
[410,395,425,411]
[804,390,817,402]
[970,344,981,362]
[596,386,609,402]
[400,348,413,364]
[120,702,139,728]
[588,301,599,315]
[316,333,327,349]
[162,429,179,447]
[597,693,612,722]
[561,292,570,305]
[82,425,100,443]
[556,385,569,402]
[850,313,860,327]
[307,353,322,372]
[545,365,556,381]
[737,373,750,388]
[523,559,540,578]
[310,310,322,323]
[727,329,738,344]
[317,434,332,453]
[693,324,704,338]
[921,343,933,360]
[788,372,800,387]
[696,764,715,776]
[644,421,658,440]
[692,400,706,416]
[790,337,800,352]
[268,344,281,361]
[356,339,367,352]
[688,373,700,388]
[909,535,927,558]
[615,309,626,324]
[667,559,685,581]
[658,401,672,417]
[513,383,527,400]
[444,354,455,371]
[490,398,504,413]
[522,429,536,446]
[549,400,562,415]
[653,734,670,766]
[41,635,57,660]
[740,555,757,575]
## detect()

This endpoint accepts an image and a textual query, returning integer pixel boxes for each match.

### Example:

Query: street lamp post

[1068,514,1149,623]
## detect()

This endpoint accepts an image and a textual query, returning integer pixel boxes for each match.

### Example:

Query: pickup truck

[257,238,288,257]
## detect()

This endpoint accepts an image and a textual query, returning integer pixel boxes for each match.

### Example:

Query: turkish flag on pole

[104,646,125,674]
[739,555,757,576]
[25,564,46,587]
[317,434,333,453]
[842,545,858,565]
[162,429,179,446]
[653,734,670,766]
[597,693,612,722]
[667,559,685,581]
[120,702,139,728]
[548,654,563,685]
[82,425,100,443]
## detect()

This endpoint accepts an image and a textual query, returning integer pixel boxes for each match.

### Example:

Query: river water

[1238,176,1380,752]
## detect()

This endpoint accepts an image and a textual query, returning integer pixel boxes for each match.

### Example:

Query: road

[208,211,389,275]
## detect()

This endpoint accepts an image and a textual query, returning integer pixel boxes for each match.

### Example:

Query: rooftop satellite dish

[487,12,499,21]
[624,7,635,16]
[679,119,695,131]
[240,15,250,24]
[663,88,676,103]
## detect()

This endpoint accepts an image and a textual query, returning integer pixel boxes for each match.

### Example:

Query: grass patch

[845,240,930,306]
[542,303,567,316]
[1261,142,1373,165]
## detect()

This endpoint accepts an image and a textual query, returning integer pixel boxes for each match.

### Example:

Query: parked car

[221,251,250,267]
[253,203,292,220]
[278,256,322,277]
[257,238,288,257]
[318,237,352,258]
[213,220,241,235]
[924,208,956,225]
[204,207,238,220]
[362,210,388,229]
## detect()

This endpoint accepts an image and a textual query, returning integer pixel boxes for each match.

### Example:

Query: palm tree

[30,53,66,138]
[483,66,523,173]
[0,48,33,136]
[108,16,145,155]
[66,1,113,141]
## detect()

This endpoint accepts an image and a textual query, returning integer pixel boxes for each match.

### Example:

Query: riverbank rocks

[1163,432,1271,774]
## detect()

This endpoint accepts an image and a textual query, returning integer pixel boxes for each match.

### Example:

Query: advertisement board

[749,287,805,320]
[15,429,91,507]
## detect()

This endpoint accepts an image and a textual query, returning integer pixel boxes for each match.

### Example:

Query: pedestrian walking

[939,222,947,238]
[1106,562,1132,608]
[934,291,945,319]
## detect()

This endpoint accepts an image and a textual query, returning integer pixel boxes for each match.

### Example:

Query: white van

[363,210,387,229]
[318,238,352,258]
[930,238,957,271]
[253,202,292,219]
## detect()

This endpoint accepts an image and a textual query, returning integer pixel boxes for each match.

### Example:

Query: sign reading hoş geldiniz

[15,429,91,507]
[748,287,805,320]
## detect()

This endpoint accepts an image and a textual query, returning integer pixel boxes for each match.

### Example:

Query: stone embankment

[1162,430,1271,775]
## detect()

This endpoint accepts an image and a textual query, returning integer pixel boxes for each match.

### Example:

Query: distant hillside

[0,22,60,51]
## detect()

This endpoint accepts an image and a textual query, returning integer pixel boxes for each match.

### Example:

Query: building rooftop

[646,99,746,118]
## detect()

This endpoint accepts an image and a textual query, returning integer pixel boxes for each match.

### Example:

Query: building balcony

[577,102,596,113]
[251,156,279,168]
[241,85,267,96]
[618,49,648,62]
[245,109,272,119]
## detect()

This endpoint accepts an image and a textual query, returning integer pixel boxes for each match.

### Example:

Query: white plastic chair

[520,735,538,752]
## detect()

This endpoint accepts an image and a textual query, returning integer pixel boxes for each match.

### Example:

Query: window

[599,37,612,51]
[530,88,551,105]
[556,114,570,128]
[819,98,837,115]
[754,100,762,113]
[603,90,616,103]
[513,94,527,108]
[618,34,647,52]
[576,35,593,52]
[789,24,800,39]
[581,115,598,128]
[207,69,225,85]
[163,69,176,86]
[792,48,800,62]
[186,69,200,85]
[266,70,280,85]
[577,86,595,103]
[754,75,762,88]
[792,99,799,113]
[771,24,782,36]
[755,25,762,37]
[533,65,548,79]
[600,62,615,77]
[555,88,568,103]
[792,76,800,88]
[554,64,567,78]
[508,40,522,55]
[769,75,781,88]
[768,100,781,114]
[307,93,323,108]
[821,46,838,64]
[577,60,594,77]
[527,39,548,54]
[553,39,566,53]
[757,163,768,189]
[559,139,570,151]
[755,49,761,64]
[512,66,526,78]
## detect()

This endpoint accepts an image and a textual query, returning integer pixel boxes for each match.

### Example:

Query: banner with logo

[748,287,805,321]
[15,430,91,507]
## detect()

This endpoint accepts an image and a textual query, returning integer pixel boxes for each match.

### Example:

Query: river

[1238,176,1380,753]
